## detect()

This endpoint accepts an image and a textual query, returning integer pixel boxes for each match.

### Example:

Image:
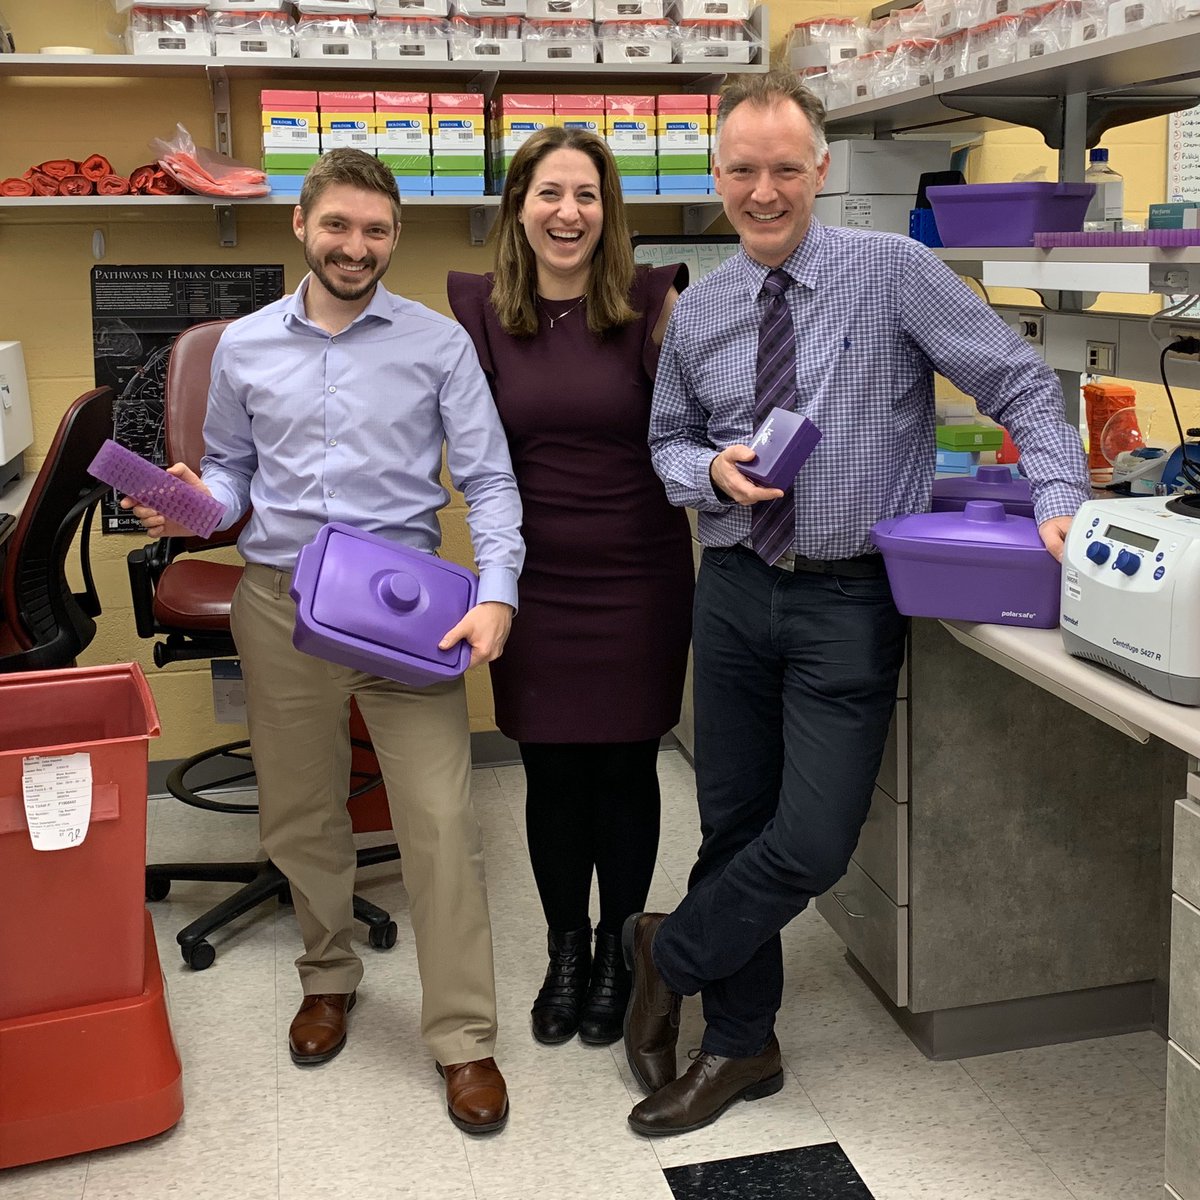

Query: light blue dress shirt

[200,276,524,608]
[649,221,1092,561]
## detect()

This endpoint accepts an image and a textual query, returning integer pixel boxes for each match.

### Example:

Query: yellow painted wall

[1,0,1193,762]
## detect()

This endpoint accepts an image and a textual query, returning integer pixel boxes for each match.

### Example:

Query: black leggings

[520,739,662,937]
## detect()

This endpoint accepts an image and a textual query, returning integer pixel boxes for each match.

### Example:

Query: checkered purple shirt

[649,220,1091,560]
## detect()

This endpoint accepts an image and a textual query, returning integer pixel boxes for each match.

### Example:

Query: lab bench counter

[814,616,1199,1199]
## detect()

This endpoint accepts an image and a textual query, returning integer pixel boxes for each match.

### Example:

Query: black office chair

[128,320,401,971]
[0,387,113,672]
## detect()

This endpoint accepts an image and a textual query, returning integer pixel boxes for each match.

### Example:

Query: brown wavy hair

[490,126,636,339]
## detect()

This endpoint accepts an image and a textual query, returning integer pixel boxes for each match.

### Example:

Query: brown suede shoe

[627,1037,784,1137]
[621,912,681,1094]
[436,1058,509,1135]
[288,992,357,1066]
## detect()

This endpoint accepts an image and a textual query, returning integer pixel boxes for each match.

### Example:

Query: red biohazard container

[0,663,161,1020]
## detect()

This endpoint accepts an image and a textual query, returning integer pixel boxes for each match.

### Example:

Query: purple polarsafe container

[736,409,823,490]
[290,522,478,686]
[931,465,1035,518]
[871,501,1060,629]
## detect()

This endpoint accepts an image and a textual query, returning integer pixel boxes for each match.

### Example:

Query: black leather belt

[728,543,886,578]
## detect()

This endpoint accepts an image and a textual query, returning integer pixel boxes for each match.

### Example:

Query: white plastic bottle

[1083,148,1124,229]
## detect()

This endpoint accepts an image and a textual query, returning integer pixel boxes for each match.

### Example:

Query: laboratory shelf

[826,16,1200,137]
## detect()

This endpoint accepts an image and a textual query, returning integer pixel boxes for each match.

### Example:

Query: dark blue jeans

[653,546,908,1058]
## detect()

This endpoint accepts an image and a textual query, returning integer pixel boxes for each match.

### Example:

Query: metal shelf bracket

[469,205,498,246]
[216,205,237,248]
[683,202,723,235]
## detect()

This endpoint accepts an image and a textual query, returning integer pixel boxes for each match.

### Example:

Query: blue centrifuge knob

[1114,549,1140,576]
[1086,541,1110,565]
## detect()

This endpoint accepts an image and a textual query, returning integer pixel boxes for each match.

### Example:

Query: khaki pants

[230,563,497,1064]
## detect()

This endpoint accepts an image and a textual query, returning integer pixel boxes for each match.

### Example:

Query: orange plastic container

[0,910,184,1167]
[0,663,160,1020]
[1083,381,1136,483]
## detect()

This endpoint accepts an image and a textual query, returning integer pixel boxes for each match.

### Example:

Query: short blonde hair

[714,70,829,165]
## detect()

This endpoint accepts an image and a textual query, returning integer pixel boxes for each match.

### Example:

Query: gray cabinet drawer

[1167,1042,1200,1200]
[876,699,908,804]
[852,785,908,905]
[1176,798,1200,910]
[1171,896,1200,1063]
[816,858,908,1007]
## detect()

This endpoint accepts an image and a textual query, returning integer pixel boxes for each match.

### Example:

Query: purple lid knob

[974,465,1013,485]
[964,500,1006,523]
[379,570,422,613]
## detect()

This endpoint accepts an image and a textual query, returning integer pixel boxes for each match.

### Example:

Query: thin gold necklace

[538,295,586,328]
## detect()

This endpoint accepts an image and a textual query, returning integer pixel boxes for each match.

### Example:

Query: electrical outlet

[1018,312,1044,344]
[1085,340,1117,374]
[1168,326,1200,358]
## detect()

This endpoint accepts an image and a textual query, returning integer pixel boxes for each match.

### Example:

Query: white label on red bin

[21,752,92,851]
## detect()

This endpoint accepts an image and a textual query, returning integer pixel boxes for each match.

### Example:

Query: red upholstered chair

[0,386,113,672]
[128,320,400,971]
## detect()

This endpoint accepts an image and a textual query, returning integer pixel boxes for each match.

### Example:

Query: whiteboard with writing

[1168,103,1200,201]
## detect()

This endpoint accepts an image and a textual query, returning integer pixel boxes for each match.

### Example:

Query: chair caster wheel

[146,878,170,902]
[369,921,397,950]
[183,940,216,971]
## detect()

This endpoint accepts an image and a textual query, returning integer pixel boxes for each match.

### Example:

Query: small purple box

[931,465,1035,518]
[290,522,478,686]
[871,501,1060,629]
[736,409,822,490]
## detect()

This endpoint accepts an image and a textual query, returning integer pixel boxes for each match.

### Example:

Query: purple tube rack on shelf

[87,439,227,539]
[1033,229,1200,248]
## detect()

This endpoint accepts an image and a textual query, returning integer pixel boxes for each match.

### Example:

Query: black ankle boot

[578,928,631,1046]
[531,924,592,1046]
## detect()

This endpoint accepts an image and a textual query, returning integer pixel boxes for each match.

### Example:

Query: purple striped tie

[750,268,798,566]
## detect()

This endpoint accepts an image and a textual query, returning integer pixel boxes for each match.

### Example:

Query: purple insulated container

[290,523,478,686]
[871,501,1060,628]
[931,465,1035,518]
[736,408,823,490]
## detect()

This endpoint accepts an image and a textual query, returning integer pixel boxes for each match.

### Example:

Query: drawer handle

[831,890,867,919]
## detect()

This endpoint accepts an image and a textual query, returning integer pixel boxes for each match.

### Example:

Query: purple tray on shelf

[736,409,822,490]
[290,522,478,686]
[87,439,226,539]
[871,500,1060,629]
[926,182,1094,248]
[931,464,1035,518]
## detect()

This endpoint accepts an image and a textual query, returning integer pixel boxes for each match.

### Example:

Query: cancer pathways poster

[91,264,284,533]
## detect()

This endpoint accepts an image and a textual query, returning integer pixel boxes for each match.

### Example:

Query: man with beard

[122,148,524,1134]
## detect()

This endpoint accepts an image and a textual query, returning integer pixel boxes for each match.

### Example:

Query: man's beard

[304,244,386,302]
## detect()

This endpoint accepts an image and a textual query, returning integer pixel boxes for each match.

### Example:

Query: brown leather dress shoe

[621,912,681,1094]
[436,1058,509,1135]
[288,991,356,1066]
[627,1036,784,1137]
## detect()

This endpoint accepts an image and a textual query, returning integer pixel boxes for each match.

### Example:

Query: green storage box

[936,424,1004,451]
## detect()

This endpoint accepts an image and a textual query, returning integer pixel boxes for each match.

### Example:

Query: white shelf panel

[0,192,712,211]
[0,51,766,82]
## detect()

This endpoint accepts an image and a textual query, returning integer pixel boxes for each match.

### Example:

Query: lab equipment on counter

[931,463,1034,517]
[736,408,822,490]
[872,501,1060,628]
[0,341,32,494]
[290,522,478,686]
[1061,495,1200,705]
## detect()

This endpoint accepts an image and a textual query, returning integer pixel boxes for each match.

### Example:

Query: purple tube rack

[1033,229,1200,248]
[88,439,226,539]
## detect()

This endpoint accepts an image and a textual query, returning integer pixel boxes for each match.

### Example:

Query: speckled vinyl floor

[0,750,1168,1200]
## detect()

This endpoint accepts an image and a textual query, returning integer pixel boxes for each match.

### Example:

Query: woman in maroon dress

[448,127,692,1047]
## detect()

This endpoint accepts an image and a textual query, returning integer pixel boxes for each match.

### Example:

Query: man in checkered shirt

[621,69,1090,1137]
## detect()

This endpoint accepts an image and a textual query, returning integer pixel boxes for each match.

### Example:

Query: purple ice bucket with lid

[931,464,1035,518]
[871,501,1060,628]
[290,522,478,686]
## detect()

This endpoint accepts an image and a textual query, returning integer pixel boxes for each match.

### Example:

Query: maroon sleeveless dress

[447,264,693,744]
